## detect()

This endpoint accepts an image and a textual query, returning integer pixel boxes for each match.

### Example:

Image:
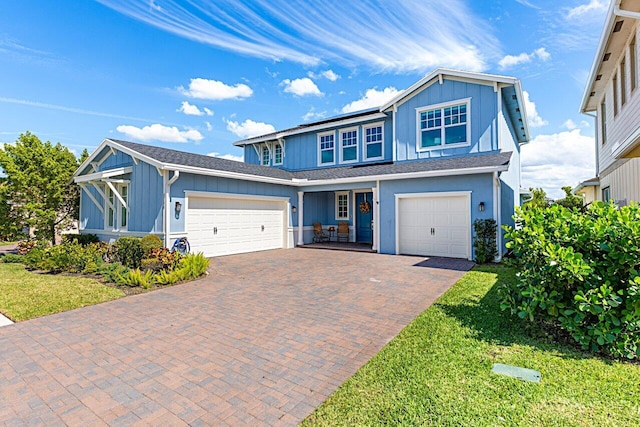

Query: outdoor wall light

[291,205,297,213]
[478,202,485,212]
[175,201,182,212]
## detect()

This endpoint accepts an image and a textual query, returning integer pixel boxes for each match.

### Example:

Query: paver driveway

[0,249,473,426]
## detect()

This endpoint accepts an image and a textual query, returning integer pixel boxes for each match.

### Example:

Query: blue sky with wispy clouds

[0,0,609,197]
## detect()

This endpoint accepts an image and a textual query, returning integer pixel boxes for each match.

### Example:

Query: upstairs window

[631,37,637,91]
[364,123,384,161]
[613,74,618,116]
[335,191,349,220]
[274,143,283,165]
[600,98,607,145]
[340,127,358,163]
[621,57,627,106]
[261,145,270,166]
[417,99,470,151]
[318,132,335,165]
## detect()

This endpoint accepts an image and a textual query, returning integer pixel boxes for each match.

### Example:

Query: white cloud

[116,124,204,143]
[498,47,550,69]
[177,101,214,116]
[522,91,548,128]
[341,87,402,113]
[567,0,607,19]
[308,69,340,81]
[99,0,500,73]
[563,119,591,130]
[521,129,596,199]
[178,78,253,101]
[281,78,322,96]
[207,152,244,162]
[225,119,276,138]
[205,121,213,131]
[302,108,327,121]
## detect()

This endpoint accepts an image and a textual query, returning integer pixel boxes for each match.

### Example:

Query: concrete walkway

[0,249,472,426]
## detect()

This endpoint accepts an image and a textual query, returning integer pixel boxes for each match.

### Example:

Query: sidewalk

[0,312,13,327]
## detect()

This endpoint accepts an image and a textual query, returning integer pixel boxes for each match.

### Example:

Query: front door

[355,192,373,244]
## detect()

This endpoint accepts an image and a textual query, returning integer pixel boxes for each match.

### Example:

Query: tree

[555,186,584,210]
[0,132,82,245]
[522,187,550,210]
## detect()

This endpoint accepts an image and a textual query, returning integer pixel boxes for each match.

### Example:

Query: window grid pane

[262,146,269,165]
[420,103,467,148]
[320,134,334,163]
[337,194,348,218]
[274,144,282,164]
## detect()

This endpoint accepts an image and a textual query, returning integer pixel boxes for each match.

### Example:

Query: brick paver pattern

[0,249,472,426]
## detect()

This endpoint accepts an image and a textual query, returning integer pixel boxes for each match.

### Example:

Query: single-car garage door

[397,192,470,259]
[186,196,286,257]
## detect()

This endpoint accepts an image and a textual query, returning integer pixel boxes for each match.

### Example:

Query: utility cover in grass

[491,363,541,383]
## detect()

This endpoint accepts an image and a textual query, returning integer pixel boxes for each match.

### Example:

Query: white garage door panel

[187,197,285,257]
[398,194,470,259]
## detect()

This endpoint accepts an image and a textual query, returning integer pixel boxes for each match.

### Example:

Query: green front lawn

[304,265,640,426]
[0,263,124,321]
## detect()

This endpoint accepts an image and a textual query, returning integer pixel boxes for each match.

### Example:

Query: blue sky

[0,0,609,198]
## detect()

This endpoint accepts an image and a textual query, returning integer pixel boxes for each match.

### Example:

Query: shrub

[140,234,163,255]
[61,233,99,246]
[17,240,45,255]
[1,253,24,263]
[175,253,210,279]
[113,237,144,269]
[97,262,131,284]
[473,219,497,264]
[154,269,179,286]
[118,268,155,289]
[141,258,163,272]
[147,247,182,271]
[501,201,640,360]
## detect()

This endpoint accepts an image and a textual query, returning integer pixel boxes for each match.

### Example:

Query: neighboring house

[580,0,640,205]
[573,177,600,205]
[74,68,529,260]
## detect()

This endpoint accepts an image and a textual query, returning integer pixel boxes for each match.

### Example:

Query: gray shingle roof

[109,139,511,183]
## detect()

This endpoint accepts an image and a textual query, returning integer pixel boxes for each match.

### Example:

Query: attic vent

[603,52,611,61]
[613,20,624,33]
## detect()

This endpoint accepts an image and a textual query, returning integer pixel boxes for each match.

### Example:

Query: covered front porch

[293,184,379,251]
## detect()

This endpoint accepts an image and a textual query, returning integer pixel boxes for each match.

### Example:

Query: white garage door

[398,193,470,259]
[186,196,285,257]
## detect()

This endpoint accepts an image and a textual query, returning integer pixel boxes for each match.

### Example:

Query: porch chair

[312,222,330,243]
[337,222,349,243]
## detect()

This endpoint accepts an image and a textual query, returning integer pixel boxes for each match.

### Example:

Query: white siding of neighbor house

[600,158,640,203]
[599,22,640,174]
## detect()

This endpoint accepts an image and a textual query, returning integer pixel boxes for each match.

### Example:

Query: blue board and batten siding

[244,118,393,170]
[395,79,498,161]
[79,150,164,240]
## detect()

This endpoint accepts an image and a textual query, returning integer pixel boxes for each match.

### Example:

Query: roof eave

[580,0,618,113]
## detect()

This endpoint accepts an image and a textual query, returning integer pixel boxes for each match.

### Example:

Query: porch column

[372,186,379,252]
[297,191,304,246]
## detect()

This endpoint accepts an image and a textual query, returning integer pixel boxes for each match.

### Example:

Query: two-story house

[74,68,529,260]
[579,0,640,204]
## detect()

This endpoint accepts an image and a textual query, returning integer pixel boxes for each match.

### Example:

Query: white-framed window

[602,186,611,202]
[363,122,384,161]
[318,131,335,166]
[621,56,627,106]
[600,98,607,145]
[631,37,637,92]
[340,127,358,164]
[261,145,270,166]
[274,142,283,165]
[416,99,470,151]
[335,191,349,220]
[104,183,129,231]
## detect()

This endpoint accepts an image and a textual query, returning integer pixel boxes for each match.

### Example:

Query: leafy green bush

[61,233,99,246]
[1,253,24,263]
[140,234,163,255]
[97,262,130,284]
[113,237,144,269]
[147,247,182,271]
[175,253,210,279]
[118,268,155,289]
[17,239,47,255]
[154,269,179,285]
[501,201,640,359]
[473,219,497,264]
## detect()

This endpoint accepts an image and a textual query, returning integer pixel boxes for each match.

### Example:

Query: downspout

[493,171,502,261]
[163,170,180,248]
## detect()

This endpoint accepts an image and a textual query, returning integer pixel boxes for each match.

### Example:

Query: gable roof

[580,0,640,113]
[234,68,529,146]
[74,139,512,187]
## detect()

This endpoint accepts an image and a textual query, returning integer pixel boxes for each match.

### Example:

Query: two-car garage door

[397,193,471,259]
[186,196,286,258]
